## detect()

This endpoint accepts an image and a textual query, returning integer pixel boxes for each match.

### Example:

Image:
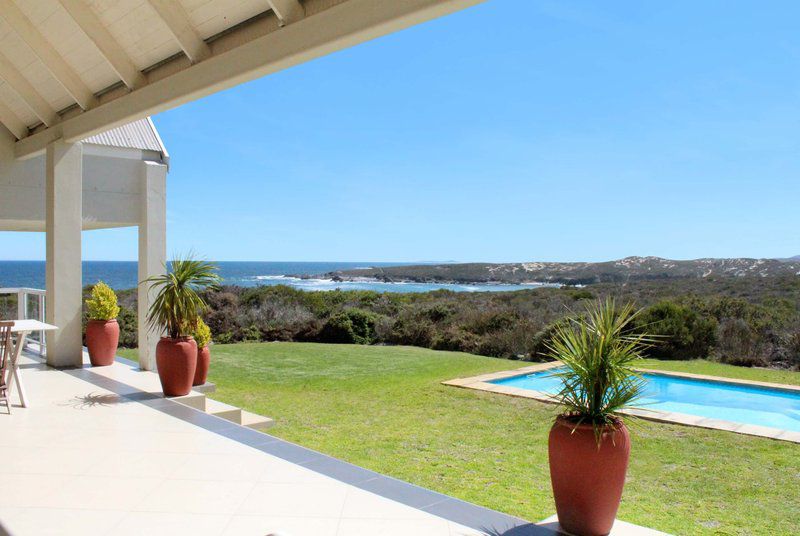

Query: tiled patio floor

[0,352,667,536]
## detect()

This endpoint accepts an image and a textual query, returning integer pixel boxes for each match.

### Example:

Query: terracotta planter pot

[86,319,119,367]
[548,415,630,536]
[155,337,197,397]
[193,345,210,386]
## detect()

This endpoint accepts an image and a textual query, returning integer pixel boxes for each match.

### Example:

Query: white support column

[137,161,166,371]
[45,141,83,367]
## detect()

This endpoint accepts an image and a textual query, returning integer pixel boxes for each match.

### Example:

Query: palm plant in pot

[545,299,650,536]
[143,255,220,397]
[85,282,120,367]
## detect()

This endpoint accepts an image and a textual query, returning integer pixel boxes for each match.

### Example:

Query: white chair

[0,321,15,414]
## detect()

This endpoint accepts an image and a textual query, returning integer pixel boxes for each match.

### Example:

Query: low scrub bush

[319,308,379,345]
[637,301,717,360]
[79,276,800,369]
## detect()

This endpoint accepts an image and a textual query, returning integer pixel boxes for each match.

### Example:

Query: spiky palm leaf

[142,255,220,339]
[545,299,651,431]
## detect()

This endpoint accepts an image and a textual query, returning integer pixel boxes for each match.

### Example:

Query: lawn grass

[117,344,800,535]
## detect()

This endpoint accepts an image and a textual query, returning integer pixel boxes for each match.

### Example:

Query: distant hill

[322,256,800,286]
[779,255,800,262]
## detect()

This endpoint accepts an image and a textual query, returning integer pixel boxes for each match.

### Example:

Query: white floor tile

[0,507,125,536]
[237,481,348,517]
[337,518,452,536]
[111,511,232,536]
[222,514,340,536]
[135,479,256,514]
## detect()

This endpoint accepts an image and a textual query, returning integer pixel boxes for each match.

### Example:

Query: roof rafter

[15,0,484,158]
[0,99,27,139]
[146,0,210,64]
[0,0,97,110]
[57,0,145,90]
[267,0,305,26]
[0,52,58,126]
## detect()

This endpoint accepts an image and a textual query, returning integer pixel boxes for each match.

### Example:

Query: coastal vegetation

[2,265,795,370]
[82,273,800,370]
[214,275,799,368]
[118,342,800,535]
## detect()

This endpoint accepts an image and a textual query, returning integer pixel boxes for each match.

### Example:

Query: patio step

[171,388,275,431]
[241,410,275,431]
[205,398,243,423]
[172,391,207,411]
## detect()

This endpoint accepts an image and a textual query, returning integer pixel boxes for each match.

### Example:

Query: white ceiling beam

[0,52,58,126]
[146,0,210,64]
[16,0,484,159]
[267,0,305,26]
[58,0,145,90]
[0,0,97,110]
[0,99,27,139]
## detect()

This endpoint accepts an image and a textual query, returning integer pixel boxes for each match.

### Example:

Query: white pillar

[137,161,167,371]
[45,141,83,368]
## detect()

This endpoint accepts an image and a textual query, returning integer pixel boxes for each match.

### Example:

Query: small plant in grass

[544,298,652,536]
[86,282,120,321]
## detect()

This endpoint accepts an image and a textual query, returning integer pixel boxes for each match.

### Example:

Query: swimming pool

[490,367,800,432]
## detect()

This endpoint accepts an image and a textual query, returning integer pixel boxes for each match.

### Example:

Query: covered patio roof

[0,0,484,159]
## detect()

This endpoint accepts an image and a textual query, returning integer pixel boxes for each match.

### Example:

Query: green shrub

[714,318,765,366]
[387,316,435,347]
[637,301,717,360]
[85,282,120,321]
[117,306,137,347]
[432,327,478,353]
[464,310,519,335]
[192,318,212,348]
[320,308,378,344]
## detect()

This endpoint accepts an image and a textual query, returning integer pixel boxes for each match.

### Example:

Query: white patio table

[5,320,58,408]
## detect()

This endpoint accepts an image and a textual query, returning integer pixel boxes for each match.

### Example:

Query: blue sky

[5,0,800,262]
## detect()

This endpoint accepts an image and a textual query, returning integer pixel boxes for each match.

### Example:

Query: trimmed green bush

[192,318,212,348]
[85,282,120,321]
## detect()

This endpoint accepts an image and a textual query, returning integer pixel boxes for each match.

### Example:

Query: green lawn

[118,344,800,535]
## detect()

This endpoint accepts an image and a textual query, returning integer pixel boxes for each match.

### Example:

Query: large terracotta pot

[548,415,630,536]
[86,319,119,367]
[155,337,197,397]
[193,345,210,386]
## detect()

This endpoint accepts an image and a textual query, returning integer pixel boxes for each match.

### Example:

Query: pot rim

[159,336,196,343]
[553,413,626,432]
[88,318,118,324]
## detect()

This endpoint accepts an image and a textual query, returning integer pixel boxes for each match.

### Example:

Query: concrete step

[204,398,243,424]
[171,390,207,411]
[241,410,275,431]
[192,382,216,394]
[170,389,274,432]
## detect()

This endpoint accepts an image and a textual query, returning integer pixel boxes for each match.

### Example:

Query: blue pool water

[491,368,800,432]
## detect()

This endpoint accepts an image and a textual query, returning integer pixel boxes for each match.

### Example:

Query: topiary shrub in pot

[545,299,651,536]
[85,282,121,366]
[143,255,220,397]
[191,318,212,386]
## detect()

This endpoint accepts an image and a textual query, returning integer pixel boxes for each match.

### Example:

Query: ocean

[0,261,548,293]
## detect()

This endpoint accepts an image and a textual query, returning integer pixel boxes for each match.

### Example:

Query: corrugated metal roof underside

[81,117,167,155]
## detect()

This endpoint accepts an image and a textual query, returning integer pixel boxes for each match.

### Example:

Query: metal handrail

[0,288,46,355]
